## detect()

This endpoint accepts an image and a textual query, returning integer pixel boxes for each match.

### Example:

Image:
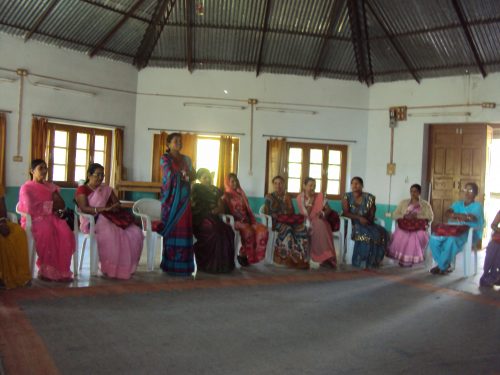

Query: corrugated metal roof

[0,0,499,84]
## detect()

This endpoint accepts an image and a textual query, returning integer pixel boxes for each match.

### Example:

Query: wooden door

[428,124,490,223]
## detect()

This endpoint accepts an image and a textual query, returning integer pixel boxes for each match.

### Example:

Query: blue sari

[429,200,484,272]
[344,192,387,268]
[159,153,195,276]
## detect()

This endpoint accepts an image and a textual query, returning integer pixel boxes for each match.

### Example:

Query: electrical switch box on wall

[387,163,396,175]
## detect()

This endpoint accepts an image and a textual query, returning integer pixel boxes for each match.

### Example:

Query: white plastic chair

[342,216,386,265]
[16,203,79,277]
[426,225,476,277]
[75,206,98,276]
[7,212,18,223]
[132,198,162,271]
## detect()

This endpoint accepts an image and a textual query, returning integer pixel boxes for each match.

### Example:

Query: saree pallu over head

[160,153,193,237]
[223,175,255,224]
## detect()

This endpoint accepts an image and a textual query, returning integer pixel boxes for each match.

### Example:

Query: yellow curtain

[31,116,49,161]
[111,128,124,188]
[0,113,6,195]
[217,136,235,190]
[151,132,168,182]
[267,138,287,193]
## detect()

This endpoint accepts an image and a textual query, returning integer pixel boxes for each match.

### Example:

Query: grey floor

[20,259,500,375]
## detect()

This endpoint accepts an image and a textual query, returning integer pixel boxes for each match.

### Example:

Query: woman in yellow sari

[0,191,31,289]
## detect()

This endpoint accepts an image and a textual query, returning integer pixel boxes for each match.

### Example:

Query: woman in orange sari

[223,173,268,266]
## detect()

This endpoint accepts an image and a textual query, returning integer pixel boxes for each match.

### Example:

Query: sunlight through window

[196,137,221,183]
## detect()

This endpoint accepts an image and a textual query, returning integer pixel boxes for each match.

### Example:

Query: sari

[480,211,500,287]
[297,192,336,266]
[160,152,195,275]
[429,200,484,272]
[76,185,143,279]
[343,192,387,268]
[222,177,268,264]
[0,221,31,289]
[191,183,235,273]
[387,198,433,266]
[18,181,75,281]
[264,192,309,269]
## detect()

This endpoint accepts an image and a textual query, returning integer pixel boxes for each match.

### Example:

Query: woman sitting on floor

[191,168,235,273]
[429,182,484,275]
[75,163,143,279]
[0,191,31,289]
[387,184,434,267]
[480,209,500,287]
[222,173,268,266]
[342,176,387,268]
[264,175,309,269]
[297,177,336,268]
[18,159,75,282]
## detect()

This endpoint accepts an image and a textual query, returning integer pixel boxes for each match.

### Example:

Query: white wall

[0,33,138,186]
[134,69,369,197]
[367,73,500,206]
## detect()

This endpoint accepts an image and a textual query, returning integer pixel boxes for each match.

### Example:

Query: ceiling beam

[185,0,193,72]
[361,0,374,85]
[366,0,420,83]
[347,0,367,83]
[451,0,487,78]
[24,0,60,42]
[256,0,273,77]
[313,0,346,79]
[134,0,177,70]
[89,0,146,58]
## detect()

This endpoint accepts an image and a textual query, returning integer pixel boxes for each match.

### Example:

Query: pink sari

[79,185,143,279]
[18,181,75,281]
[297,192,336,264]
[223,177,268,264]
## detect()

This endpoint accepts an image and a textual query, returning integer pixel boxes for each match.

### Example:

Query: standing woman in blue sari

[429,182,484,275]
[342,177,387,268]
[159,133,196,276]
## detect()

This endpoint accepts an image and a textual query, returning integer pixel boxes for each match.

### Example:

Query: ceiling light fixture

[255,106,317,115]
[183,102,246,110]
[33,82,97,97]
[408,111,471,118]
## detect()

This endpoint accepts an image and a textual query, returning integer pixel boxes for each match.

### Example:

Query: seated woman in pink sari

[387,184,433,267]
[297,177,337,268]
[222,173,268,266]
[75,163,143,279]
[18,159,75,282]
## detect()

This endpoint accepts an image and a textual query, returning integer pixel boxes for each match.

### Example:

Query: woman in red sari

[297,177,337,268]
[223,173,268,266]
[18,159,75,282]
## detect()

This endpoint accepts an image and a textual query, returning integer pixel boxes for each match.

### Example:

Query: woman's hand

[106,202,120,212]
[358,216,369,226]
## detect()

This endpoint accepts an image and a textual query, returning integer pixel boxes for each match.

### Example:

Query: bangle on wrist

[94,207,98,214]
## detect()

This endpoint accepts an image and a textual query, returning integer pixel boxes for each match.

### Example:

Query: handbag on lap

[100,209,135,229]
[432,223,469,237]
[396,218,428,232]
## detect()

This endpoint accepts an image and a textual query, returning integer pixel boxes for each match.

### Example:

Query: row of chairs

[12,199,478,278]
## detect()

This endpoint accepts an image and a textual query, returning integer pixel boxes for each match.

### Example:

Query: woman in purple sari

[75,163,143,279]
[387,184,433,267]
[480,210,500,287]
[159,133,195,276]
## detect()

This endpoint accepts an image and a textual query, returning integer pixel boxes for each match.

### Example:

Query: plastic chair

[342,216,385,265]
[75,206,98,276]
[7,212,18,223]
[132,198,162,271]
[16,203,79,277]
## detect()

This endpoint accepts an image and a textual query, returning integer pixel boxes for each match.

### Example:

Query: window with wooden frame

[269,142,347,200]
[47,123,112,187]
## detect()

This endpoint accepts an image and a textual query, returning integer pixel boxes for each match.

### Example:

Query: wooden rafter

[451,0,487,78]
[347,0,367,83]
[24,0,60,41]
[89,0,146,58]
[361,0,374,85]
[185,0,193,72]
[256,0,272,77]
[313,0,346,79]
[366,0,420,83]
[134,0,177,70]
